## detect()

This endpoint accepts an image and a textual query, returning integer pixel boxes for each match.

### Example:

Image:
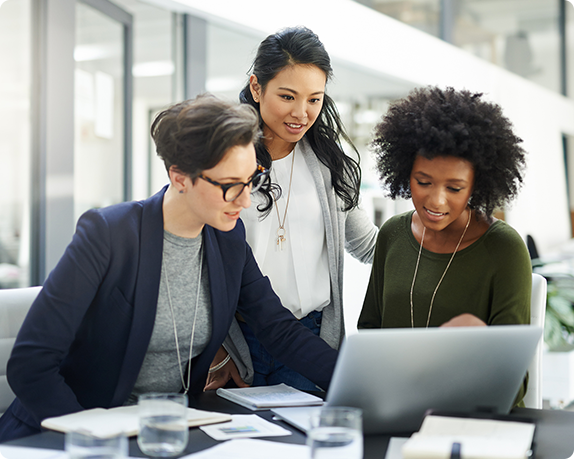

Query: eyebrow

[413,171,469,184]
[210,167,259,182]
[277,87,325,96]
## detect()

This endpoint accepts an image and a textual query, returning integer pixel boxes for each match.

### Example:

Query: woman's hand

[440,313,487,328]
[204,346,250,391]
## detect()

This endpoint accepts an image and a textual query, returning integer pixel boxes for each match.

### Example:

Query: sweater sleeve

[357,218,395,329]
[485,222,532,326]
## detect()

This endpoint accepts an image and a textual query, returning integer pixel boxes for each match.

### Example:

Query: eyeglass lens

[225,172,266,202]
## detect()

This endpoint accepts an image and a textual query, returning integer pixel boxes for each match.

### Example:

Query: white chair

[0,286,42,415]
[523,273,547,409]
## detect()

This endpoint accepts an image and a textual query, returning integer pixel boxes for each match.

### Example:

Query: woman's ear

[169,165,188,193]
[249,75,261,103]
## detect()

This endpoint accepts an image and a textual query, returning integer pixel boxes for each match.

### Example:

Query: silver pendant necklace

[410,209,472,328]
[163,243,203,395]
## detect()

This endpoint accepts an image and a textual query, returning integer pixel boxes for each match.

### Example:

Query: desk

[4,393,574,458]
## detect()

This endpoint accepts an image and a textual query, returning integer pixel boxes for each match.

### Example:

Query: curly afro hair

[371,86,526,217]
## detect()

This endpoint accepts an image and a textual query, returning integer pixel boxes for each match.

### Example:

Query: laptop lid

[325,325,542,434]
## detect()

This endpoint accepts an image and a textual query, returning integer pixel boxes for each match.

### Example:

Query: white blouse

[241,144,330,319]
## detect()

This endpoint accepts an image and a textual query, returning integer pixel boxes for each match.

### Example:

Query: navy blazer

[3,187,337,434]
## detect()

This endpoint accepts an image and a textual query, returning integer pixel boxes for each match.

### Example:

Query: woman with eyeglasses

[205,27,378,392]
[0,94,338,442]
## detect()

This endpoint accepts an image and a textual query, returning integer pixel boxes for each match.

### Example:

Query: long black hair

[239,26,361,215]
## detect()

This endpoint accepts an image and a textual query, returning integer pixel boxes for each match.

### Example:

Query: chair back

[523,273,547,409]
[0,286,42,415]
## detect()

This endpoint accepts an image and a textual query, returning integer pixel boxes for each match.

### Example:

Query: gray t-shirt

[127,230,212,404]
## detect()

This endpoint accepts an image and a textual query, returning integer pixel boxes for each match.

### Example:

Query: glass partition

[74,2,125,220]
[0,0,32,287]
[453,0,561,94]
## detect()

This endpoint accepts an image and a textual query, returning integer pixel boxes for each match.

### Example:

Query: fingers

[204,371,230,391]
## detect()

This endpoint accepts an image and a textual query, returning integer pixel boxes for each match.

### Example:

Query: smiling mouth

[286,122,305,129]
[426,209,447,217]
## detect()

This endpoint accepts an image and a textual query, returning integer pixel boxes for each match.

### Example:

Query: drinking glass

[306,406,363,459]
[137,392,189,457]
[65,430,128,459]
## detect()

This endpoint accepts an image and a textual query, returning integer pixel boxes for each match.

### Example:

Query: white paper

[199,414,291,441]
[181,438,310,459]
[0,445,67,459]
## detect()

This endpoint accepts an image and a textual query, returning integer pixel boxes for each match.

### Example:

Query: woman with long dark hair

[205,27,378,391]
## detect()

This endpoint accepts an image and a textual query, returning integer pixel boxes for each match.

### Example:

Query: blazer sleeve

[7,209,113,423]
[235,242,338,391]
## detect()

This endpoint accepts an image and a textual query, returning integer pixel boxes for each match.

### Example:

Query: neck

[264,130,297,161]
[162,185,204,239]
[419,208,473,253]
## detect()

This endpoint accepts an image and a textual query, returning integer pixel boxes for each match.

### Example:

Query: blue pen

[450,442,461,459]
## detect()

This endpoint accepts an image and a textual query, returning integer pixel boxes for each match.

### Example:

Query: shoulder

[478,220,531,273]
[373,211,412,255]
[79,187,165,227]
[206,219,248,250]
[482,220,528,253]
[77,201,145,240]
[379,211,411,238]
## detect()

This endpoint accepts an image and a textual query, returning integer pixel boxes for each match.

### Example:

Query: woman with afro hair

[358,86,531,401]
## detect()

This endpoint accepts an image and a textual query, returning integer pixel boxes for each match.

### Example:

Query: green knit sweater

[358,211,532,405]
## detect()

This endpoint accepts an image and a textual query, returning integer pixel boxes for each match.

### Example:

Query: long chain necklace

[410,210,472,328]
[273,150,295,251]
[163,243,203,395]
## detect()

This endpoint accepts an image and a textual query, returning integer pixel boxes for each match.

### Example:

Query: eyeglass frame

[198,165,269,202]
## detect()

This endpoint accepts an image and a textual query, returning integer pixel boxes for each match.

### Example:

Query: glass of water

[65,430,128,459]
[307,406,363,459]
[137,392,189,457]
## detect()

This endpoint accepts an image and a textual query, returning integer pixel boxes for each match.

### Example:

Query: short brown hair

[151,94,261,181]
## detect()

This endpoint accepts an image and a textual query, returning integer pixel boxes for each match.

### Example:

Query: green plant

[544,276,574,352]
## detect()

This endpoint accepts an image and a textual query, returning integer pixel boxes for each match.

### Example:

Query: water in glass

[308,425,363,459]
[138,413,188,457]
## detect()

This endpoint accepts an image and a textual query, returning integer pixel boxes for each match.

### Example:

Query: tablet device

[325,325,542,434]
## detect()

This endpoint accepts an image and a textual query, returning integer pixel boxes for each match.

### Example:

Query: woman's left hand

[204,346,250,391]
[440,313,487,328]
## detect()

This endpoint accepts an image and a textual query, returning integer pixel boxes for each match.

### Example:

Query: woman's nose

[291,101,307,120]
[234,185,252,209]
[428,188,446,208]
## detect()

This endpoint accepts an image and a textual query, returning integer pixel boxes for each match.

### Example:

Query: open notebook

[41,405,231,437]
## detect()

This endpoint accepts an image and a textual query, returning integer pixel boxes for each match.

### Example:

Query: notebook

[324,325,542,434]
[272,325,542,435]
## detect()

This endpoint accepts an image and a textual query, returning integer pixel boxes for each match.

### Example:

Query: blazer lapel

[188,226,232,394]
[111,187,166,406]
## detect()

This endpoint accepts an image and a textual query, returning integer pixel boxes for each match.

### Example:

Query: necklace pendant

[276,227,286,251]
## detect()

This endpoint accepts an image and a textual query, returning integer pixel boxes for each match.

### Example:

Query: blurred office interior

[1,0,574,405]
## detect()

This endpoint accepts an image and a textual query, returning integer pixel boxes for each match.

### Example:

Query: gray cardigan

[224,138,379,383]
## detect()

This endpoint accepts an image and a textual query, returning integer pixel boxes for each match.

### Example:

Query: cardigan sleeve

[344,204,379,264]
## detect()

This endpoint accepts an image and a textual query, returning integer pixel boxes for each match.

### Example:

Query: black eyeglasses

[199,165,270,202]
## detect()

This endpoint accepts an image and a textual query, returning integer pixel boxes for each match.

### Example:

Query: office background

[1,0,574,404]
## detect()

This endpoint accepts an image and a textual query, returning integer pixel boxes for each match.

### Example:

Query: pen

[450,442,461,459]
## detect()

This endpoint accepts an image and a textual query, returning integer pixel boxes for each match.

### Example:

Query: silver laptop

[321,325,542,434]
[273,326,542,434]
